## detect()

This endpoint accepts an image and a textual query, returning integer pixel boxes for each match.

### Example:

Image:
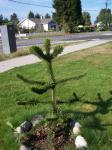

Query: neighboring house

[96,22,105,31]
[96,21,103,27]
[18,18,58,32]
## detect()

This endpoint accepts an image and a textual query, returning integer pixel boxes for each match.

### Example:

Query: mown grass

[0,42,112,149]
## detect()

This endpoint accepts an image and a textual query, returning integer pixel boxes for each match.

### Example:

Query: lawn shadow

[16,74,86,106]
[83,91,112,115]
[61,90,112,131]
[16,99,52,106]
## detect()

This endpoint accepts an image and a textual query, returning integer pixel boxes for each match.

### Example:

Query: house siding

[19,19,36,29]
[19,18,58,32]
[43,24,49,31]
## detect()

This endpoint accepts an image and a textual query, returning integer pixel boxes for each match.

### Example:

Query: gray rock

[70,119,76,128]
[20,121,32,132]
[15,126,22,134]
[31,114,44,126]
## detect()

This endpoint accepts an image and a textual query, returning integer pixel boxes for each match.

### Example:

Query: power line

[8,0,53,8]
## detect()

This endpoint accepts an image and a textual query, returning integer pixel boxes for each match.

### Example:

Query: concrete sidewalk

[60,39,111,55]
[0,39,111,73]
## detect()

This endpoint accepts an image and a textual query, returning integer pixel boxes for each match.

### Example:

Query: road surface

[0,31,112,50]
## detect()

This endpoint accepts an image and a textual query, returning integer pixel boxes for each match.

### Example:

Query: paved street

[0,39,111,73]
[16,31,112,48]
[0,31,112,50]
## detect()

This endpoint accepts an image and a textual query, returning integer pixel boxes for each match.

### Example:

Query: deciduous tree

[95,8,112,30]
[82,11,91,26]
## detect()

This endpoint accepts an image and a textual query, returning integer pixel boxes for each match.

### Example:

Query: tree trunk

[47,61,57,114]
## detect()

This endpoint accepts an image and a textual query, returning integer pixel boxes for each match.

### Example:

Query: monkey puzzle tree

[31,39,63,114]
[18,39,63,115]
[15,38,86,149]
[17,39,85,116]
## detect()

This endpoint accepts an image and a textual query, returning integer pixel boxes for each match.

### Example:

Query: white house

[96,21,105,31]
[18,18,58,32]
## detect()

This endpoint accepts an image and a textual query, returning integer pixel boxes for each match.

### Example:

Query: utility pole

[105,0,108,30]
[106,0,108,9]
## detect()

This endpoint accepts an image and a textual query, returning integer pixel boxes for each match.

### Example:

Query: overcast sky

[0,0,112,23]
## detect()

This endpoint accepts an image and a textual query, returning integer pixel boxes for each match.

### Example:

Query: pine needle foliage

[17,39,85,115]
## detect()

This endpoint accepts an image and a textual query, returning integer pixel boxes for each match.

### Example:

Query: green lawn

[0,42,112,150]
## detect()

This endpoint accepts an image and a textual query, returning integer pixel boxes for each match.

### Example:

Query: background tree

[10,13,19,25]
[45,13,51,19]
[28,11,35,18]
[35,13,40,19]
[82,11,91,26]
[3,18,9,25]
[10,13,19,32]
[0,14,3,25]
[53,0,63,24]
[53,0,82,33]
[95,8,112,30]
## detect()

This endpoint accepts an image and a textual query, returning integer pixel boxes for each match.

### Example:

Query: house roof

[18,18,56,26]
[19,18,53,24]
[30,18,53,24]
[29,18,41,24]
[41,18,52,24]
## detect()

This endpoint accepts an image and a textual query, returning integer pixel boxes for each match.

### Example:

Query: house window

[51,24,56,30]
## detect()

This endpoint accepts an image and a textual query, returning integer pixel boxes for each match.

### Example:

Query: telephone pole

[106,0,108,9]
[105,0,109,29]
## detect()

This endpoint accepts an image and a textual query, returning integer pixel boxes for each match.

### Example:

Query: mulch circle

[21,120,75,150]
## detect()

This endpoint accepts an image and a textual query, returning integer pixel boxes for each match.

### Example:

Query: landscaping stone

[70,119,76,128]
[20,121,32,132]
[20,144,28,150]
[20,139,36,150]
[31,114,44,127]
[15,126,22,134]
[75,135,87,149]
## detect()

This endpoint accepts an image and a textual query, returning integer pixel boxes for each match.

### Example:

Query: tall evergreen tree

[53,0,82,32]
[10,13,19,25]
[28,11,35,18]
[3,18,9,25]
[35,13,40,19]
[0,14,3,25]
[45,13,51,19]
